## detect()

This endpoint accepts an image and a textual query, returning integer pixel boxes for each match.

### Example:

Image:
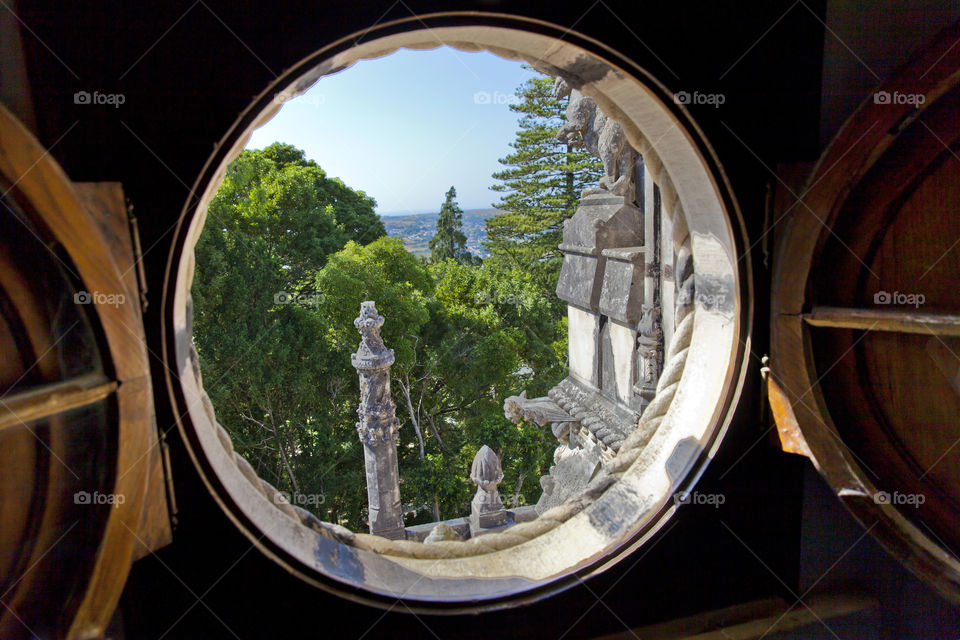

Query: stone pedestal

[351,302,405,540]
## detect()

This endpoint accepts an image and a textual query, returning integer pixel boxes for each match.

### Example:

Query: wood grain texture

[0,105,170,639]
[770,21,960,604]
[804,306,960,335]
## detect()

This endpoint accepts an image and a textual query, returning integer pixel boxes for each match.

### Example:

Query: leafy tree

[485,69,603,291]
[207,142,384,290]
[429,186,475,264]
[192,143,385,526]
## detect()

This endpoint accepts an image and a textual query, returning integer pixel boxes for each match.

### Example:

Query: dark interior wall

[4,1,958,637]
[819,0,960,145]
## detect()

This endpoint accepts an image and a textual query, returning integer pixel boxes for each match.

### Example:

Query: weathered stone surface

[567,307,600,388]
[559,194,643,251]
[598,248,645,325]
[351,301,405,540]
[503,391,577,444]
[535,440,602,515]
[469,445,507,534]
[600,320,638,406]
[634,304,663,410]
[404,517,470,542]
[555,251,603,312]
[555,195,644,312]
[549,377,638,453]
[424,523,463,543]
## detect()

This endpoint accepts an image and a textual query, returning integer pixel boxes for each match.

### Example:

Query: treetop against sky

[245,47,538,216]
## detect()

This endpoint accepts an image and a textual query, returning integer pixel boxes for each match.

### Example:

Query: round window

[163,16,752,609]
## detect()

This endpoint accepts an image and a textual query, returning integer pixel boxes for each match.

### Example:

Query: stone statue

[554,76,635,198]
[469,445,507,531]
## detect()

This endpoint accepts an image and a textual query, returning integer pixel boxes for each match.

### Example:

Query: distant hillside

[382,209,501,258]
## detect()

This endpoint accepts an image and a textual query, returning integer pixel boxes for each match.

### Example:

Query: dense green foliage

[192,143,385,524]
[485,68,603,293]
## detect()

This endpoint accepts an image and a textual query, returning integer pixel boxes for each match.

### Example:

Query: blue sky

[245,47,539,215]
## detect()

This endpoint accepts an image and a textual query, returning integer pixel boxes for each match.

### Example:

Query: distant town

[381,209,501,258]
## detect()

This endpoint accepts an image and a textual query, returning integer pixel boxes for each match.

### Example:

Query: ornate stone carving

[469,445,507,531]
[554,77,636,198]
[351,301,404,539]
[352,301,400,444]
[504,390,577,445]
[636,304,664,404]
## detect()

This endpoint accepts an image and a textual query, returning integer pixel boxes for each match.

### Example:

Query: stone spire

[351,301,404,539]
[469,445,507,534]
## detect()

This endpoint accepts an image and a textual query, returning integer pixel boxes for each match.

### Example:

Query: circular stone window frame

[163,13,753,611]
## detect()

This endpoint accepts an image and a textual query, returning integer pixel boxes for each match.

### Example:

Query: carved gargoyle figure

[504,390,578,445]
[553,76,635,198]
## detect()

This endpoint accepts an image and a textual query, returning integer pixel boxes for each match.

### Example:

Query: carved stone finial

[351,301,394,373]
[471,445,505,487]
[469,445,507,531]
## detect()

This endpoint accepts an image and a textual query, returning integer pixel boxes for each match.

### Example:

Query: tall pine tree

[485,69,603,290]
[429,186,474,263]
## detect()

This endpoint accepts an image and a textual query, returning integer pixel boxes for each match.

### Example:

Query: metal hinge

[126,200,149,314]
[159,429,179,528]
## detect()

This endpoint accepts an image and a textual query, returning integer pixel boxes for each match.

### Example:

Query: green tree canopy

[485,70,603,291]
[192,143,386,526]
[207,142,385,290]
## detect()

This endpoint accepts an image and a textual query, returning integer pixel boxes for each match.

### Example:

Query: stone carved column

[351,301,405,539]
[636,304,663,405]
[469,445,507,534]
